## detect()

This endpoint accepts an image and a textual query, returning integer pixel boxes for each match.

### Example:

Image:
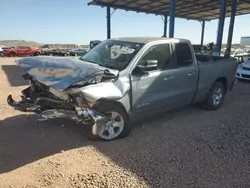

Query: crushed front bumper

[7,94,110,129]
[7,94,41,112]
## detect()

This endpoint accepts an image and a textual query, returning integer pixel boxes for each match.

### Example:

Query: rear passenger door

[24,46,33,56]
[17,46,26,56]
[169,42,199,107]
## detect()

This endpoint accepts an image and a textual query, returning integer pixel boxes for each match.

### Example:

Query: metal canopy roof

[88,0,250,21]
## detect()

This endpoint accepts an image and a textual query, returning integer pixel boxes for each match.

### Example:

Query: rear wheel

[33,52,40,56]
[204,82,225,110]
[8,52,16,57]
[89,103,131,141]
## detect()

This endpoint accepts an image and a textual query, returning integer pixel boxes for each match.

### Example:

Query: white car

[0,47,3,57]
[236,58,250,81]
[231,48,248,57]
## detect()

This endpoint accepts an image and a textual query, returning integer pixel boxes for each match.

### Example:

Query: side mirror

[138,60,158,69]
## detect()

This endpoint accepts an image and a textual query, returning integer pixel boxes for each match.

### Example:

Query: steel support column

[200,21,205,49]
[225,0,237,57]
[163,15,168,37]
[214,0,227,56]
[107,6,111,39]
[169,0,175,38]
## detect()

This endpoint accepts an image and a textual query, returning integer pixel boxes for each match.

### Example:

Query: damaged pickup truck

[8,37,238,141]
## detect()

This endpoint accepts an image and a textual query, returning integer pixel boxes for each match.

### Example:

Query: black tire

[33,52,40,56]
[8,52,16,57]
[89,103,131,141]
[204,82,225,110]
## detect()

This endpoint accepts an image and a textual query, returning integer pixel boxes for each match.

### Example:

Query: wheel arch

[93,99,130,121]
[214,77,227,92]
[8,51,16,56]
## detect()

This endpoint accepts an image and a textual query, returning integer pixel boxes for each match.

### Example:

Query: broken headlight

[71,75,101,87]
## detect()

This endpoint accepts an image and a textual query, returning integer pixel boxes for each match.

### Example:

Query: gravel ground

[0,57,250,188]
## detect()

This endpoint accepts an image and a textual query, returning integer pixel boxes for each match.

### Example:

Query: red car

[3,46,41,57]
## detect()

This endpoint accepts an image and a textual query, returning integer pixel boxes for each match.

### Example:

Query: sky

[1,0,250,45]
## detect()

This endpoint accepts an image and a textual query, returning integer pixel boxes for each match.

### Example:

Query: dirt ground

[0,57,250,188]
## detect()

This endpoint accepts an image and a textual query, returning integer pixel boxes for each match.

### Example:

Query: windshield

[80,40,144,71]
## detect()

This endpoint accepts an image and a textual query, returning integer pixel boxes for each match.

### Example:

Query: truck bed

[193,54,238,103]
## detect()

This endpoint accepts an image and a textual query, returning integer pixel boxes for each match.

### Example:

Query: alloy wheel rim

[98,111,124,140]
[212,88,223,106]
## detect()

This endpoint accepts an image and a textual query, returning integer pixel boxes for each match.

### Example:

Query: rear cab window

[173,42,193,67]
[18,46,30,50]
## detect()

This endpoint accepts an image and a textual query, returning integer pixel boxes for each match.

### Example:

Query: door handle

[188,72,197,76]
[164,76,174,81]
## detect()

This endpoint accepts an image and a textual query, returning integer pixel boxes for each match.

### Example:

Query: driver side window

[138,44,171,71]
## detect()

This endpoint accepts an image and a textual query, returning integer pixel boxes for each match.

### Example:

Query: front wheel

[204,82,225,110]
[90,103,131,141]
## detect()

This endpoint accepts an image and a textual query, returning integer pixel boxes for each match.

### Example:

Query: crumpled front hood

[16,56,118,90]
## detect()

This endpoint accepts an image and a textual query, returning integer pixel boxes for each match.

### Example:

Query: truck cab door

[130,43,177,119]
[168,42,199,107]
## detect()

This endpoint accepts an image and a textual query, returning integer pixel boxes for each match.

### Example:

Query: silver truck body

[7,37,237,140]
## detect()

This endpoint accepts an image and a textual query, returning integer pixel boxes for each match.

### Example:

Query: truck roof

[110,37,190,44]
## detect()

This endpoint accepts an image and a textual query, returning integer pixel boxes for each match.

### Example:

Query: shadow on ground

[0,105,200,174]
[1,82,250,187]
[0,114,92,173]
[1,65,28,86]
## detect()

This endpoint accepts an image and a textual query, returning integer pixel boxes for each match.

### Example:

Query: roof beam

[88,0,250,20]
[185,4,250,19]
[88,1,162,14]
[152,0,218,15]
[176,2,220,16]
[178,0,250,19]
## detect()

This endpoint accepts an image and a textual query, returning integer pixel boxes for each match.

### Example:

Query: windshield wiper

[80,58,103,66]
[80,58,116,70]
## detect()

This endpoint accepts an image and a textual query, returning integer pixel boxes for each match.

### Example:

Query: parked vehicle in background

[69,49,88,56]
[0,46,15,57]
[231,48,249,63]
[41,48,52,55]
[3,46,41,57]
[231,48,248,57]
[0,46,3,57]
[236,57,250,81]
[7,37,238,141]
[222,48,249,63]
[47,49,70,56]
[192,44,209,54]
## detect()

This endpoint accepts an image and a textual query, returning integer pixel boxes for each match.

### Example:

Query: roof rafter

[88,0,250,21]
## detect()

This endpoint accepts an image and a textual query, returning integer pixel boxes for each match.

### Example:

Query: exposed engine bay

[7,56,127,135]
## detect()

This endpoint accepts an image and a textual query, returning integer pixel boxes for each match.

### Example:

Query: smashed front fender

[70,77,131,105]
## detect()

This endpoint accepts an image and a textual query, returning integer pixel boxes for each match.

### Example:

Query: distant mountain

[0,40,43,47]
